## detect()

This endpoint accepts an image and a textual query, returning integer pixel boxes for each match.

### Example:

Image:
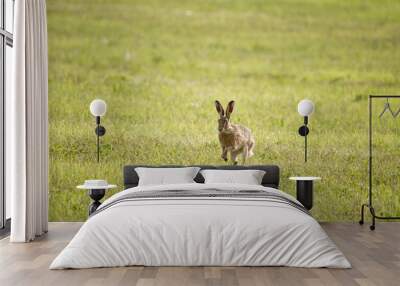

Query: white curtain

[8,0,49,242]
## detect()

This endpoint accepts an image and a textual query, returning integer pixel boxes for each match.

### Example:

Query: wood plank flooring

[0,222,399,286]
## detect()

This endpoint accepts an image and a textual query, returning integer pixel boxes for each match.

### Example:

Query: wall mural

[47,0,400,221]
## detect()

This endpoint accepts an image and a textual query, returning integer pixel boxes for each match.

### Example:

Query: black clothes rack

[360,95,400,230]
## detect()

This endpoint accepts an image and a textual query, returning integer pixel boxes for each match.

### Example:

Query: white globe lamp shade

[297,99,314,116]
[90,99,107,117]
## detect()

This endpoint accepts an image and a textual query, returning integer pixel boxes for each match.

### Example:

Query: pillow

[200,169,266,185]
[135,167,201,186]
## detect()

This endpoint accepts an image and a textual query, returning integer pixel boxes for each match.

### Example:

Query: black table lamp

[297,99,315,162]
[89,99,107,162]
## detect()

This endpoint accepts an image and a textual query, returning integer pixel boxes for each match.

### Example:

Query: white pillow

[200,169,266,185]
[135,167,201,186]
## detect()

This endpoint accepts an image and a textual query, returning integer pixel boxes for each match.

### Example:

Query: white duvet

[50,183,351,269]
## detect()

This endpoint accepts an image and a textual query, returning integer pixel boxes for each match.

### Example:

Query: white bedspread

[50,183,351,269]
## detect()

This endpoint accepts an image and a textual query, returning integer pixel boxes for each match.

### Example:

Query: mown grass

[47,0,400,221]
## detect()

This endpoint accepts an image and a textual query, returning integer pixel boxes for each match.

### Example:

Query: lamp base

[95,125,106,136]
[298,125,309,136]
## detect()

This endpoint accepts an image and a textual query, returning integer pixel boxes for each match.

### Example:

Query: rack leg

[359,204,367,225]
[359,203,377,230]
[369,207,376,231]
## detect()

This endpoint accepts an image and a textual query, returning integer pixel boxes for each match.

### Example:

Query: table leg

[88,189,105,215]
[296,181,313,210]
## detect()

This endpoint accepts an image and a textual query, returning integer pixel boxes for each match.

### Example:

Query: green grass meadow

[47,0,400,221]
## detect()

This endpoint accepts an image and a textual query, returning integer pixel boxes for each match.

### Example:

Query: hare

[215,100,255,165]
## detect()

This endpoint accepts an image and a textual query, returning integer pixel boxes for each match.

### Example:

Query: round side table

[289,177,321,210]
[77,184,117,215]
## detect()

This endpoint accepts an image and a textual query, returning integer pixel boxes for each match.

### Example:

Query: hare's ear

[215,100,224,117]
[226,100,235,119]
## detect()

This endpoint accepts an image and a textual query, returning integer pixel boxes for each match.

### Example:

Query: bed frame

[123,165,280,189]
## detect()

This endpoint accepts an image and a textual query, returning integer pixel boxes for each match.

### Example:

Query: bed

[50,165,350,269]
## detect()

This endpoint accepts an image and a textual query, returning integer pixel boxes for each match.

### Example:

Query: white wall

[1,0,15,222]
[5,44,13,220]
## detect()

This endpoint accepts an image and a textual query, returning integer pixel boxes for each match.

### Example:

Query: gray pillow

[200,169,266,185]
[135,167,201,186]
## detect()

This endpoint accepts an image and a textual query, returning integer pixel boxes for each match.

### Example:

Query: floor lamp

[297,99,315,162]
[90,99,107,162]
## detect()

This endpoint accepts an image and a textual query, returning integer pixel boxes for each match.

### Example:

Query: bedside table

[77,182,117,215]
[289,177,321,210]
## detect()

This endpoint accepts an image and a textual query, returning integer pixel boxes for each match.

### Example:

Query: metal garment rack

[360,95,400,230]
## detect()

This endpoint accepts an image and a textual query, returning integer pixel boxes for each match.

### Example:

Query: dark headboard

[123,165,280,189]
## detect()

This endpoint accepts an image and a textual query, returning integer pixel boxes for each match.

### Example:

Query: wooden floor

[0,222,399,286]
